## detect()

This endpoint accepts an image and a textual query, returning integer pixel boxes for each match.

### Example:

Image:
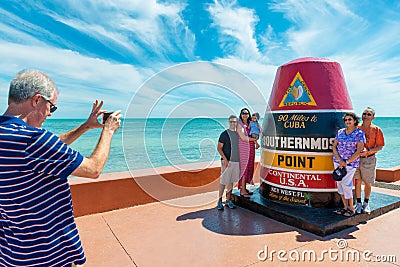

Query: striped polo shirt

[0,116,85,266]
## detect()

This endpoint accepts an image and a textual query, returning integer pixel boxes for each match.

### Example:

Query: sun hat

[332,166,347,181]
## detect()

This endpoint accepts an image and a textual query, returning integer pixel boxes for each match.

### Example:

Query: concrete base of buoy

[232,188,400,236]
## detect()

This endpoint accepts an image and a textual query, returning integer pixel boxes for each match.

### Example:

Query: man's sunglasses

[41,96,57,113]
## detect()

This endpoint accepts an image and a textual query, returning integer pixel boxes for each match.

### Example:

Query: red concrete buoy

[260,57,352,208]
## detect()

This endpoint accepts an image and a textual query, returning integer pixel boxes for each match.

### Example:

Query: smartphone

[102,112,113,124]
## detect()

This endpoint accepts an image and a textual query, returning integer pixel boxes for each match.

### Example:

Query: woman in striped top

[237,108,258,198]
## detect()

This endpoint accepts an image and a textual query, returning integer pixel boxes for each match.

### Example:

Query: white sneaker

[362,202,371,214]
[355,203,363,214]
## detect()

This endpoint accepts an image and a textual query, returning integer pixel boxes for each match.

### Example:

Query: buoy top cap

[283,57,334,66]
[268,57,352,110]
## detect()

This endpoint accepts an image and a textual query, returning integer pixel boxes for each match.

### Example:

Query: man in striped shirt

[0,70,122,266]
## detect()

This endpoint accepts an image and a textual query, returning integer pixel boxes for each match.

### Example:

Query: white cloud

[269,0,366,56]
[0,42,144,92]
[125,61,268,118]
[42,0,195,62]
[214,56,277,99]
[0,42,147,117]
[0,8,53,46]
[208,0,263,61]
[266,0,400,116]
[336,54,400,117]
[1,0,399,118]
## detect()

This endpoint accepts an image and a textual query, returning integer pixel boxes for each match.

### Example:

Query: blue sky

[0,0,399,118]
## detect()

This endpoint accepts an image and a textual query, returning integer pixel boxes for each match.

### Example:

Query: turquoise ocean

[43,117,400,174]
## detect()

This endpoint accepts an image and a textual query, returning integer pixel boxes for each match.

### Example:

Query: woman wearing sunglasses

[332,112,365,217]
[237,108,258,198]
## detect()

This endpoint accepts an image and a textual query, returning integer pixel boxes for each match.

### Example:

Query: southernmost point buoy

[260,57,352,208]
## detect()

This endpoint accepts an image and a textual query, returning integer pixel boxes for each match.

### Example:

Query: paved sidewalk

[75,185,400,267]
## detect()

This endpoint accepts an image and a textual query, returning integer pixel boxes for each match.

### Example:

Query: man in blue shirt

[0,70,122,266]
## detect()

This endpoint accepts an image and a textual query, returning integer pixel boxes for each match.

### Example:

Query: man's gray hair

[228,115,238,120]
[8,70,57,104]
[365,107,375,116]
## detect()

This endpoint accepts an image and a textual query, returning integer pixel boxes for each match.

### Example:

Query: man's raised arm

[59,100,105,145]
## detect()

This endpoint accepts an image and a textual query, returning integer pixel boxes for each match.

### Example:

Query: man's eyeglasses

[362,113,373,116]
[41,96,57,113]
[229,121,237,123]
[344,118,353,122]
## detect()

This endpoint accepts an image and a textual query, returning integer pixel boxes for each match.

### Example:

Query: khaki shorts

[354,154,377,184]
[220,161,240,185]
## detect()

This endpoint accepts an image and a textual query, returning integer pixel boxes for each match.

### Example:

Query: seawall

[70,159,399,217]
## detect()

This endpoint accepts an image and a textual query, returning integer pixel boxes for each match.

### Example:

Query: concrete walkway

[75,184,400,267]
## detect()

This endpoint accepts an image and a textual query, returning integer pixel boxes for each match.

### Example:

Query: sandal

[333,208,346,215]
[343,209,355,217]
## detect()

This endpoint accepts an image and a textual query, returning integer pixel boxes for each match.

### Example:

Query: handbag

[332,166,347,181]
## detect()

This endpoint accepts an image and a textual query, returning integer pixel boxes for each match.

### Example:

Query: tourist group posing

[217,108,385,217]
[332,108,385,217]
[216,108,261,210]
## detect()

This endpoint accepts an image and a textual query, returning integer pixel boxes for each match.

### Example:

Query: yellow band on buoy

[261,149,334,171]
